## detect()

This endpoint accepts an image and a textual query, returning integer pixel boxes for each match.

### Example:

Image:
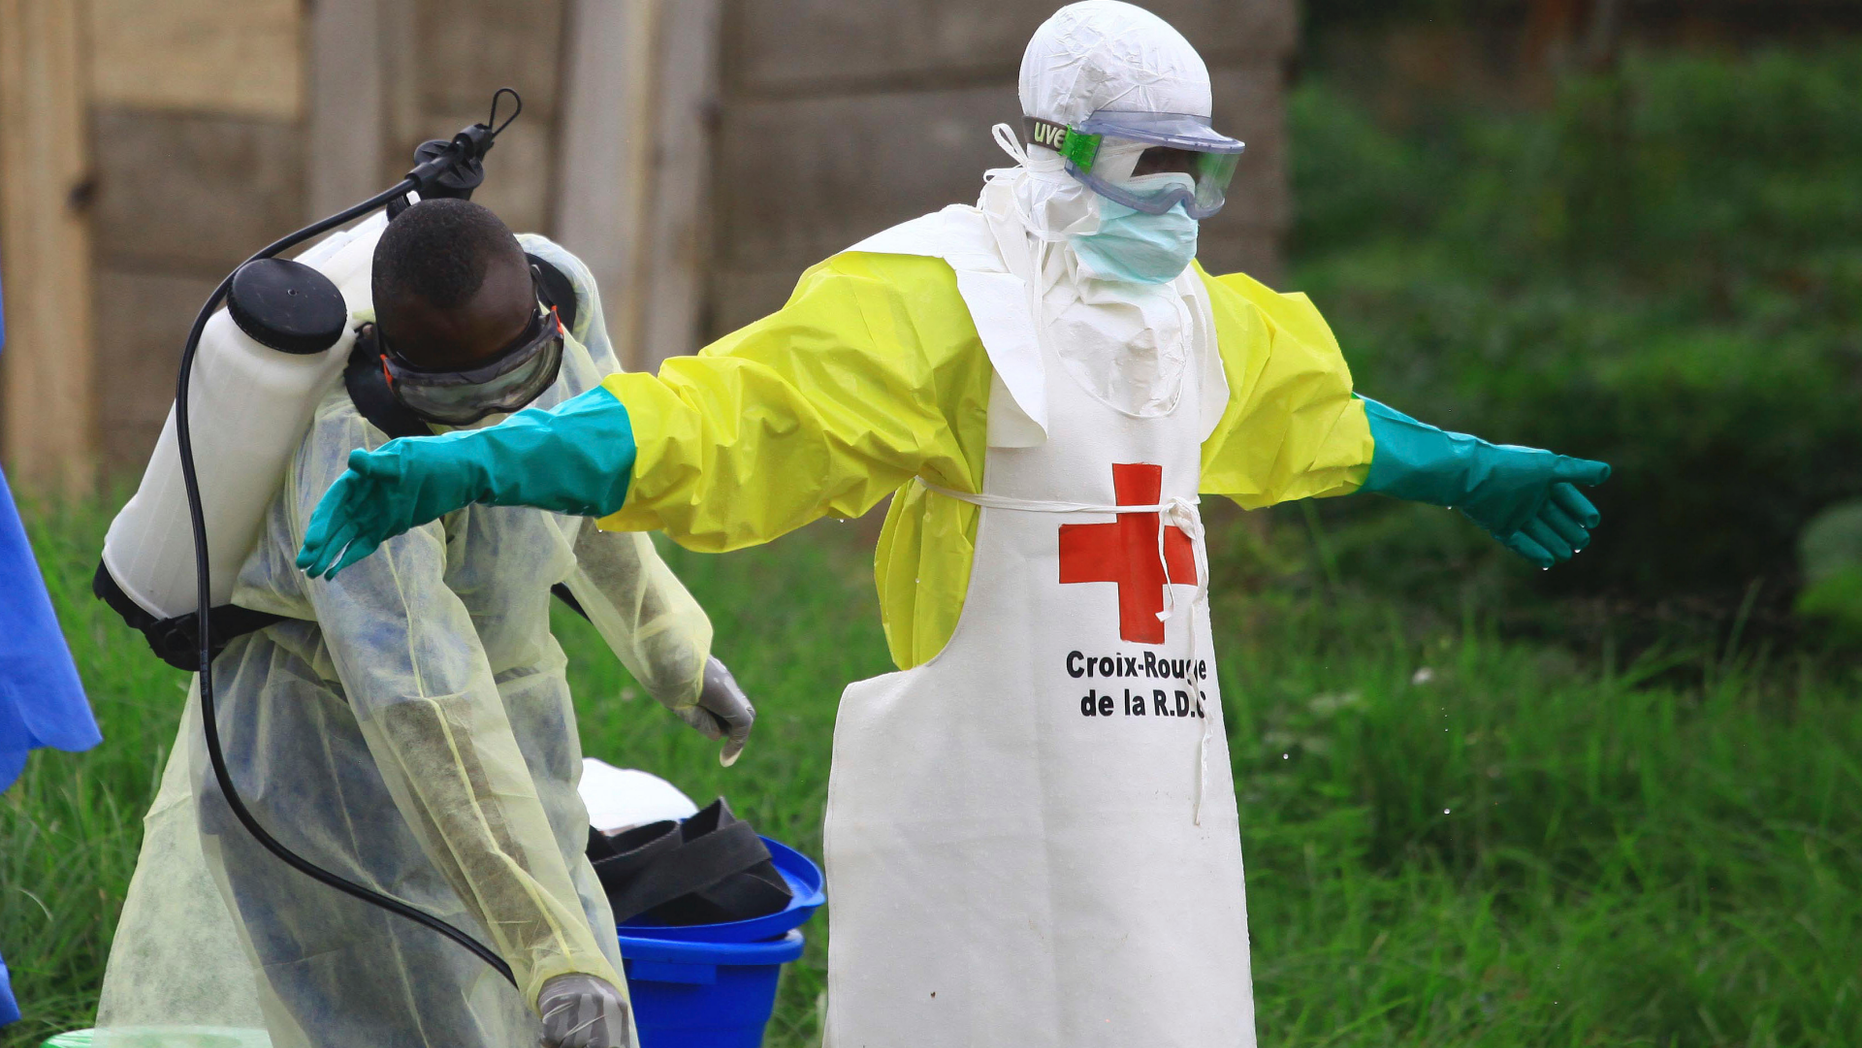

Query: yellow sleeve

[597,252,988,553]
[1197,264,1375,509]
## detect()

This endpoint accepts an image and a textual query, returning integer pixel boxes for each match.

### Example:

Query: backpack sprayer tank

[96,215,384,653]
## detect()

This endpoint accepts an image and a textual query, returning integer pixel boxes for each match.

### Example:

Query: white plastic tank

[101,212,389,620]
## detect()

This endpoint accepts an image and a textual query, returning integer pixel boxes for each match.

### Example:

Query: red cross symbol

[1058,463,1198,644]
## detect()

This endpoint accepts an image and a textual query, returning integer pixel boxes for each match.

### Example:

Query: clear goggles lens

[381,305,565,426]
[1038,110,1245,220]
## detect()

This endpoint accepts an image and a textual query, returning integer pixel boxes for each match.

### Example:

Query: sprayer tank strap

[529,254,578,335]
[90,562,285,672]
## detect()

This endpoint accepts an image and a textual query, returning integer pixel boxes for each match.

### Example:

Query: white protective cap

[984,3,1217,241]
[1019,1,1214,128]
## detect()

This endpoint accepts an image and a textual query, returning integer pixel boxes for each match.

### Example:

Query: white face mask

[1069,192,1201,285]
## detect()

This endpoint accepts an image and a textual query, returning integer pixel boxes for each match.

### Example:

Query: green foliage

[1287,46,1862,601]
[5,502,1860,1046]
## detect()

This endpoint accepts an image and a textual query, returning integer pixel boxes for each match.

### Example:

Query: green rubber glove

[297,387,637,579]
[1358,397,1610,569]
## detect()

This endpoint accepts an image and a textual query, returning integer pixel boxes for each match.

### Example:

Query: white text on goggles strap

[919,478,1216,825]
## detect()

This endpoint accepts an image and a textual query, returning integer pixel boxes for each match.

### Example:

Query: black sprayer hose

[175,176,519,989]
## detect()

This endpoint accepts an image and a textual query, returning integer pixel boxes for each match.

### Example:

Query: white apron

[823,209,1255,1047]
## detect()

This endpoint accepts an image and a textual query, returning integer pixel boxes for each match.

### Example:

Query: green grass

[3,500,1858,1047]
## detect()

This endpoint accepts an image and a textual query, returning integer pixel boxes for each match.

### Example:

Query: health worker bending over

[99,200,752,1048]
[300,5,1608,1046]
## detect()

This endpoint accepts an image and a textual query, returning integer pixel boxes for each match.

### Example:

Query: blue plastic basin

[614,836,824,1047]
[618,930,804,1048]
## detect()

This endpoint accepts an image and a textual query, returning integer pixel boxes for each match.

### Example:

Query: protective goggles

[1029,111,1245,220]
[379,269,565,426]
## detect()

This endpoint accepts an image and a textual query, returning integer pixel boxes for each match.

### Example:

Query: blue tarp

[0,461,97,792]
[0,950,18,1026]
[0,265,100,795]
[2,257,102,1031]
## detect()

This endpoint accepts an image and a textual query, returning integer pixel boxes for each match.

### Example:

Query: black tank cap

[227,258,348,355]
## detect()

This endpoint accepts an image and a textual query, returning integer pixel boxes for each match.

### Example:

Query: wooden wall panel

[77,0,309,472]
[727,0,1295,95]
[308,0,388,220]
[90,109,306,272]
[554,0,723,371]
[416,0,566,120]
[93,271,217,468]
[713,86,1018,276]
[87,0,302,120]
[9,0,1295,476]
[0,0,97,490]
[636,0,724,369]
[554,0,658,369]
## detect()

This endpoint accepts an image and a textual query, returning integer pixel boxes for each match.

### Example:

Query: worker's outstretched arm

[566,522,756,764]
[1197,265,1608,567]
[1352,396,1609,567]
[589,251,984,549]
[293,438,624,1012]
[296,388,636,577]
[300,253,977,577]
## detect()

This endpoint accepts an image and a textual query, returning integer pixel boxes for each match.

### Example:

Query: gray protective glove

[539,973,630,1048]
[674,657,756,766]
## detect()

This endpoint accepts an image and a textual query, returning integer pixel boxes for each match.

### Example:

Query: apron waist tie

[920,478,1216,825]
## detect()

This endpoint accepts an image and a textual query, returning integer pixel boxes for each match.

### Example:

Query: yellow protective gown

[96,237,712,1048]
[601,251,1372,669]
